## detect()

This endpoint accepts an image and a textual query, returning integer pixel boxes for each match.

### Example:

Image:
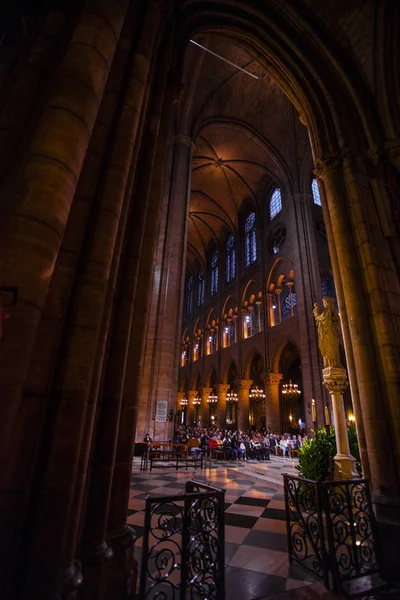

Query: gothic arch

[271,336,301,373]
[191,369,202,390]
[205,366,217,387]
[243,347,263,380]
[221,357,237,384]
[177,3,383,155]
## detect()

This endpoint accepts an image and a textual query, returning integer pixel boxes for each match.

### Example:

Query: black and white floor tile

[128,459,339,599]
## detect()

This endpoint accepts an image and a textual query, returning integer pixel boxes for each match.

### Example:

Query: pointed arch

[271,336,301,373]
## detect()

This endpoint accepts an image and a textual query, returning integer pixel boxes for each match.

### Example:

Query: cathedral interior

[0,1,399,599]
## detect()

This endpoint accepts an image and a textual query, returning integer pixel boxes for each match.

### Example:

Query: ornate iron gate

[283,474,379,592]
[139,480,225,599]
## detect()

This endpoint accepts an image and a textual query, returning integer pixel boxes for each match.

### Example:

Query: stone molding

[263,372,283,386]
[313,149,352,180]
[239,378,253,391]
[167,133,194,150]
[322,366,348,394]
[217,383,230,393]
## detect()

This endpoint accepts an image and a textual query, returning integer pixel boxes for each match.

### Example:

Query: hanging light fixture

[249,386,266,400]
[282,379,301,399]
[180,396,188,406]
[192,395,201,406]
[226,390,238,402]
[207,391,218,404]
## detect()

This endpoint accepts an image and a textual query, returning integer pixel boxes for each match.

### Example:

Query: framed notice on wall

[155,400,168,423]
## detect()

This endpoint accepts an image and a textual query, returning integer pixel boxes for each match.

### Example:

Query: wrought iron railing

[139,480,225,600]
[283,474,379,593]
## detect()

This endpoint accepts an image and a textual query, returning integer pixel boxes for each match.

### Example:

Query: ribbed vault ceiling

[181,34,311,269]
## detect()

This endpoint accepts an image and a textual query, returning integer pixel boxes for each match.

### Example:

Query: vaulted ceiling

[180,34,312,270]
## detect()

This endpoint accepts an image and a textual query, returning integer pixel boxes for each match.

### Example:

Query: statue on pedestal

[313,297,342,369]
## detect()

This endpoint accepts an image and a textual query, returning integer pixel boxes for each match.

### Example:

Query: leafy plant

[296,425,362,481]
[296,426,336,482]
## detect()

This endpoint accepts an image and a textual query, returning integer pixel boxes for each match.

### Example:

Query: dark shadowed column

[136,133,193,441]
[0,2,128,597]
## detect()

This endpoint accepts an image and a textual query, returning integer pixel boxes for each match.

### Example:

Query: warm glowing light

[207,392,218,404]
[289,414,293,422]
[250,387,266,400]
[282,380,301,398]
[324,406,331,426]
[311,399,317,422]
[348,413,355,422]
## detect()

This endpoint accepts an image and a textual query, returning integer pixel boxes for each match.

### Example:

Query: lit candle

[311,399,317,422]
[289,414,293,423]
[324,406,331,426]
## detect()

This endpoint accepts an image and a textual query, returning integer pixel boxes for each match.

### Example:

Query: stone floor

[129,456,395,600]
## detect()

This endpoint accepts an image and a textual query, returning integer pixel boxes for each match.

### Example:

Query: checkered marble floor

[129,459,334,599]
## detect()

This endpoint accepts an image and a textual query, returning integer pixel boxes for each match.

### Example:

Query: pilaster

[263,372,283,432]
[238,379,252,432]
[216,383,230,428]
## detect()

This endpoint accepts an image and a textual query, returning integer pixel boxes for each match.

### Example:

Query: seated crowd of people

[153,426,307,461]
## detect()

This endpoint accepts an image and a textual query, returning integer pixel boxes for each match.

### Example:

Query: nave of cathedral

[0,1,399,598]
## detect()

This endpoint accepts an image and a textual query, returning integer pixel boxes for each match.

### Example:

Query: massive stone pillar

[286,192,326,428]
[238,379,252,432]
[200,387,212,428]
[315,152,400,525]
[187,390,197,427]
[104,75,175,600]
[0,11,66,184]
[136,134,193,441]
[264,372,283,432]
[216,383,230,428]
[0,2,129,596]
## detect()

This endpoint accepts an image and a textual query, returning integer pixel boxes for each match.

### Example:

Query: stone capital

[239,378,253,391]
[168,133,194,151]
[187,390,198,399]
[323,366,348,394]
[314,149,352,181]
[217,383,230,394]
[200,387,213,396]
[263,372,283,386]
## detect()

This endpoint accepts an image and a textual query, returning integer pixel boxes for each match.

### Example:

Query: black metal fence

[139,480,225,600]
[283,475,379,593]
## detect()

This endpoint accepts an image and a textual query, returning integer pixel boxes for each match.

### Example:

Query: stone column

[216,383,230,428]
[136,133,193,441]
[238,379,252,432]
[0,11,66,184]
[187,390,197,427]
[314,153,399,510]
[200,387,212,428]
[0,0,128,461]
[323,367,358,479]
[176,392,185,425]
[264,372,283,432]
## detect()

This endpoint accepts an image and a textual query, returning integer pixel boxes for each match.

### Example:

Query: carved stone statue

[313,297,342,368]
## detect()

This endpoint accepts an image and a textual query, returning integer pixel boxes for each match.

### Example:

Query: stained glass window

[269,188,282,220]
[186,276,193,316]
[197,268,205,306]
[312,179,322,206]
[226,235,236,283]
[210,250,219,296]
[245,212,257,267]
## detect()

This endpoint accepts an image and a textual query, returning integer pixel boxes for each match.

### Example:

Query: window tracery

[269,188,282,220]
[245,212,257,267]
